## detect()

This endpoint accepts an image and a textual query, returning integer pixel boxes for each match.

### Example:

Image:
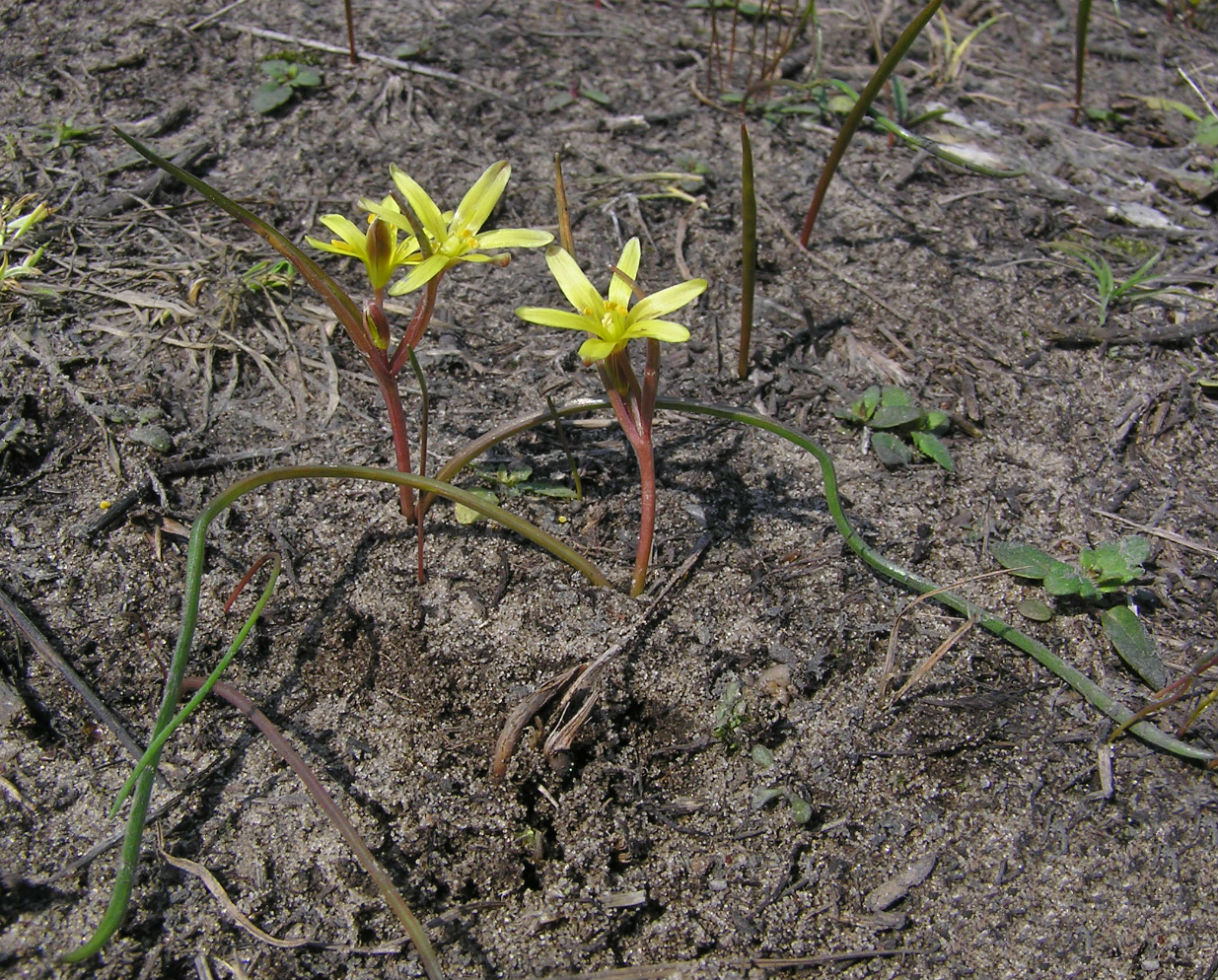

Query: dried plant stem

[178,676,444,979]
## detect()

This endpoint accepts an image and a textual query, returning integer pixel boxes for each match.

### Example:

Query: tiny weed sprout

[517,238,707,596]
[835,385,955,472]
[0,195,51,294]
[252,56,323,114]
[451,462,577,525]
[1047,240,1176,326]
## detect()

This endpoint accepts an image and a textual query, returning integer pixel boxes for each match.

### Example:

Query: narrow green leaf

[518,483,579,499]
[113,129,367,347]
[909,430,955,472]
[1102,605,1167,690]
[799,0,945,245]
[739,121,756,381]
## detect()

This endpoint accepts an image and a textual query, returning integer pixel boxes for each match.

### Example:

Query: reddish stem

[394,276,440,371]
[629,435,657,598]
[599,350,659,597]
[368,351,415,521]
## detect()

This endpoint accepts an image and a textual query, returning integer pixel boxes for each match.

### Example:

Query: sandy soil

[2,1,1218,978]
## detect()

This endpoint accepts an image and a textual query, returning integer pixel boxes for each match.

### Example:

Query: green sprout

[835,385,955,472]
[991,536,1165,690]
[712,680,748,752]
[1047,241,1179,327]
[517,238,707,596]
[750,744,813,826]
[240,257,296,292]
[41,118,98,151]
[252,57,323,114]
[0,195,50,293]
[927,7,1009,85]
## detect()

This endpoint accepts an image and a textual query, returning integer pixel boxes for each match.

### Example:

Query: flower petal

[625,319,691,344]
[545,246,602,316]
[389,166,448,243]
[317,214,366,249]
[390,252,449,294]
[361,197,414,233]
[578,337,619,362]
[454,161,510,233]
[305,235,362,259]
[629,277,707,321]
[516,306,598,331]
[477,228,553,250]
[609,237,641,309]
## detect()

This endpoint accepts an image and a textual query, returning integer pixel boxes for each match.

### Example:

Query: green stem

[109,557,282,815]
[65,465,607,963]
[739,121,757,379]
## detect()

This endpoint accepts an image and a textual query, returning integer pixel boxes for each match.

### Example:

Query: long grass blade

[739,122,757,379]
[113,128,367,348]
[798,0,944,245]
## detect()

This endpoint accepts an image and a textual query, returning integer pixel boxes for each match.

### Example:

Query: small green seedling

[991,536,1166,689]
[240,258,296,292]
[0,195,50,293]
[41,119,98,152]
[835,385,955,472]
[711,680,747,752]
[927,7,1010,85]
[750,744,813,825]
[453,462,577,525]
[1047,241,1175,327]
[253,58,323,114]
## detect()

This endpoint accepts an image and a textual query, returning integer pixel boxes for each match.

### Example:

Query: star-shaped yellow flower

[516,239,706,363]
[305,196,418,292]
[362,161,552,295]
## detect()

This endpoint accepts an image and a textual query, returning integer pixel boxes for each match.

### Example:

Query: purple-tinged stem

[369,351,415,521]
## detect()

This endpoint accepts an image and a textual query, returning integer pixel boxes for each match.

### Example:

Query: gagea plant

[69,123,1218,978]
[517,238,706,596]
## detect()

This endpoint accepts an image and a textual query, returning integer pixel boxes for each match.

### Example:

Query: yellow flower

[516,239,706,363]
[306,196,418,292]
[362,161,552,295]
